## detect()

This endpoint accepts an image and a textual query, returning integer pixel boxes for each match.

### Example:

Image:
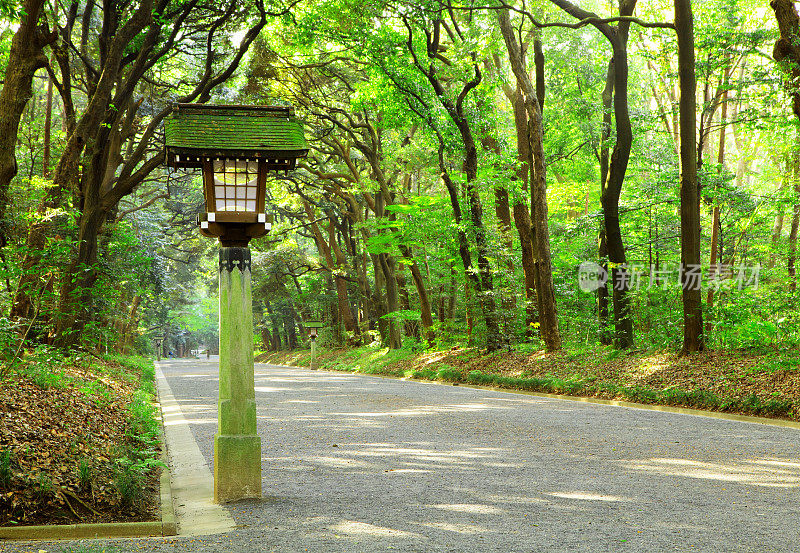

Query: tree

[497,7,561,351]
[15,0,294,347]
[0,0,55,246]
[675,0,704,353]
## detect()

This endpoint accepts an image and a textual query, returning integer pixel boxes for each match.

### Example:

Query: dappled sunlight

[351,445,499,459]
[307,455,383,470]
[182,419,217,425]
[171,373,216,378]
[476,493,548,505]
[429,503,503,515]
[623,457,800,488]
[177,403,215,414]
[335,402,512,418]
[281,399,319,404]
[411,521,499,535]
[547,492,631,502]
[482,396,551,405]
[746,458,800,469]
[161,400,215,426]
[329,520,423,539]
[255,386,297,393]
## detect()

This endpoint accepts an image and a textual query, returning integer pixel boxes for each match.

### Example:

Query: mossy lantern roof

[164,103,308,170]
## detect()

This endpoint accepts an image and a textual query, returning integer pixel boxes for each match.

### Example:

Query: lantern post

[306,321,324,369]
[164,104,307,503]
[154,335,164,362]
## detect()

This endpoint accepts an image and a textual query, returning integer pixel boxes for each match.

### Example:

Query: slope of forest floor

[257,344,800,421]
[0,352,162,527]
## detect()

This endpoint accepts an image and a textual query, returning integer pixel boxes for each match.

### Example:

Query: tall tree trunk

[602,13,635,350]
[499,8,561,351]
[789,204,800,292]
[265,302,282,351]
[511,93,538,338]
[789,134,800,292]
[395,267,418,339]
[706,87,728,334]
[53,202,104,346]
[408,17,501,352]
[303,201,358,333]
[598,58,614,346]
[42,68,54,178]
[399,244,435,343]
[549,0,634,349]
[770,172,786,268]
[463,141,502,351]
[676,0,705,354]
[0,0,55,246]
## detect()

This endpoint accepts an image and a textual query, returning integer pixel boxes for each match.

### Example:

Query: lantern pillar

[214,246,261,503]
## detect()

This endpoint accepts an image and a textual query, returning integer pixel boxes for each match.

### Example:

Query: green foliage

[34,473,54,501]
[23,345,68,389]
[113,456,149,509]
[77,458,93,491]
[0,449,12,490]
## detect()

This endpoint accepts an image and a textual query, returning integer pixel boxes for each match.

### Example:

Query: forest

[1,0,799,362]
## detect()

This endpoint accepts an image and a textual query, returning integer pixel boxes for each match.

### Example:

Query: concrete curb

[256,361,800,430]
[0,364,178,541]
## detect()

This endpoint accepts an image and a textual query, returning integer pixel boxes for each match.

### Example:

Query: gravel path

[6,359,800,552]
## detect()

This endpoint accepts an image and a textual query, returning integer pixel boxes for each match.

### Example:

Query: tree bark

[0,0,55,246]
[303,201,358,333]
[598,58,614,346]
[705,87,728,334]
[511,92,539,338]
[404,16,502,351]
[789,134,800,292]
[400,244,435,343]
[549,0,634,349]
[499,8,562,351]
[676,0,705,354]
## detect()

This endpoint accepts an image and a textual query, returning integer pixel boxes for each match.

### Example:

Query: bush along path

[258,344,800,421]
[0,349,164,526]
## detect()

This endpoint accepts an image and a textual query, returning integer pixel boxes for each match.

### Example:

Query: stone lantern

[165,104,307,503]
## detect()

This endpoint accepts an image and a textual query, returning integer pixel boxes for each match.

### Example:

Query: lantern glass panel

[212,159,260,212]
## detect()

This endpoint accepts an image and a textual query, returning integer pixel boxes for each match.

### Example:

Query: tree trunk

[676,0,704,354]
[265,301,283,350]
[770,171,786,268]
[499,8,562,351]
[303,201,358,333]
[789,204,800,292]
[598,58,614,346]
[511,92,539,338]
[0,0,55,246]
[53,202,105,347]
[400,244,435,343]
[705,87,728,334]
[789,135,800,292]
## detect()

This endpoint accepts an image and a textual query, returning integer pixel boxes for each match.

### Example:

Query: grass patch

[1,351,164,526]
[259,345,800,421]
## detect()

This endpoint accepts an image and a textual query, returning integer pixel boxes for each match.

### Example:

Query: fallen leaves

[0,359,160,527]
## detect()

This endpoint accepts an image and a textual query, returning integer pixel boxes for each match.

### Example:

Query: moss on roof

[164,104,307,153]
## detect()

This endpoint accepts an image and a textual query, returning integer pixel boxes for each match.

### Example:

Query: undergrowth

[266,344,798,420]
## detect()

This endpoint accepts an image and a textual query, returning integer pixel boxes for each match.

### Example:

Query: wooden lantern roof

[164,103,308,170]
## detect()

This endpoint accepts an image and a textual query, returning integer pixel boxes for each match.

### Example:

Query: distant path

[9,360,800,552]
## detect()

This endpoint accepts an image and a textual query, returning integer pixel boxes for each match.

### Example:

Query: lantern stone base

[213,434,262,503]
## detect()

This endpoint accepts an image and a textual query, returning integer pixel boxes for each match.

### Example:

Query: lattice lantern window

[212,159,260,213]
[164,103,308,245]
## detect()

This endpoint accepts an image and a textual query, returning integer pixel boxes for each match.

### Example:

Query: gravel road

[6,359,800,552]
